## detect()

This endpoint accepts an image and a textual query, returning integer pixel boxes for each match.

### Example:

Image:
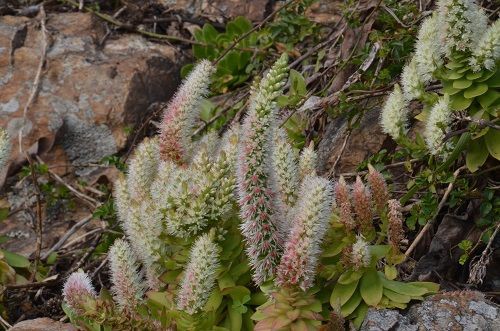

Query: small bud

[63,271,97,314]
[352,176,373,233]
[351,235,371,269]
[387,199,404,249]
[367,164,389,214]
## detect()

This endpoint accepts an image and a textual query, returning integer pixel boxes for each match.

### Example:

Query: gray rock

[360,291,500,331]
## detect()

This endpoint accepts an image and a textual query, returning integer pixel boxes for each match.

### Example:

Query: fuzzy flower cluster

[367,164,389,214]
[470,20,500,71]
[438,0,488,56]
[414,13,443,84]
[272,128,299,208]
[276,176,333,290]
[236,53,290,285]
[380,84,408,140]
[64,60,242,319]
[108,239,145,310]
[0,128,10,172]
[351,235,371,269]
[424,95,452,155]
[387,199,404,249]
[159,60,215,164]
[63,271,97,314]
[381,0,499,149]
[335,176,355,231]
[352,176,373,233]
[177,233,220,314]
[298,142,318,180]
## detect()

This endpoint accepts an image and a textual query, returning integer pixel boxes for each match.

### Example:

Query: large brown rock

[9,318,77,331]
[0,12,181,179]
[165,0,269,22]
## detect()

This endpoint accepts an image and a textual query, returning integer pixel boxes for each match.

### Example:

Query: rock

[360,291,500,331]
[317,105,388,176]
[9,317,77,331]
[165,0,269,22]
[0,12,181,181]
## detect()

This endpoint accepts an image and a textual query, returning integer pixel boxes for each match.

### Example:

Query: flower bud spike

[63,271,97,314]
[334,176,355,231]
[470,19,500,72]
[127,137,160,200]
[177,233,220,314]
[108,239,145,310]
[387,199,404,250]
[271,128,299,208]
[276,176,333,291]
[299,141,318,180]
[236,54,289,285]
[367,164,388,215]
[159,60,215,163]
[352,176,373,234]
[351,235,371,270]
[380,84,409,140]
[424,95,451,155]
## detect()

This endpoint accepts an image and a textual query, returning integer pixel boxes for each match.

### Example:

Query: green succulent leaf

[359,269,383,306]
[338,269,363,285]
[331,278,359,306]
[463,84,488,99]
[381,277,429,297]
[0,249,30,268]
[450,93,473,110]
[383,288,411,303]
[484,129,500,160]
[341,290,362,317]
[453,79,472,89]
[477,89,500,109]
[466,137,488,172]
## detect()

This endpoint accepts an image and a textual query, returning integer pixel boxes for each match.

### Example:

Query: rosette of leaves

[321,173,439,328]
[438,55,499,172]
[380,1,499,173]
[252,288,323,331]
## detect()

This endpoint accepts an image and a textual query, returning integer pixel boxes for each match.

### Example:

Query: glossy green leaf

[466,137,488,172]
[359,269,383,306]
[352,302,368,329]
[453,79,472,89]
[384,265,398,280]
[477,89,500,109]
[331,278,359,306]
[205,287,223,311]
[381,277,428,297]
[450,93,473,110]
[485,69,500,87]
[444,70,464,80]
[484,129,500,160]
[1,249,30,268]
[338,269,363,285]
[466,71,483,80]
[408,281,440,293]
[341,290,362,317]
[476,70,496,82]
[383,288,411,303]
[463,83,488,98]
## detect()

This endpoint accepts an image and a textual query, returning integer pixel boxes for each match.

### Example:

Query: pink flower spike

[62,271,97,314]
[352,176,373,233]
[367,164,389,214]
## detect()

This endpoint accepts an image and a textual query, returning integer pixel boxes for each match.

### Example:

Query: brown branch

[405,166,466,258]
[25,153,43,282]
[18,5,48,154]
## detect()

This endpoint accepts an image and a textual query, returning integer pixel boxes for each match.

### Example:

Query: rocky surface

[360,291,500,331]
[317,106,388,176]
[9,317,77,331]
[0,12,182,181]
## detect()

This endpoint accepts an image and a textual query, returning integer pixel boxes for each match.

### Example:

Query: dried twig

[468,222,500,285]
[405,166,466,257]
[35,156,99,208]
[41,214,93,260]
[26,153,43,282]
[18,5,48,154]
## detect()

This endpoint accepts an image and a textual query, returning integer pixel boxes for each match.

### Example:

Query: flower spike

[424,95,451,155]
[177,233,220,314]
[159,60,215,163]
[352,176,373,233]
[380,84,409,140]
[108,239,145,310]
[276,176,333,291]
[0,128,10,171]
[236,53,289,285]
[367,164,388,215]
[63,271,97,314]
